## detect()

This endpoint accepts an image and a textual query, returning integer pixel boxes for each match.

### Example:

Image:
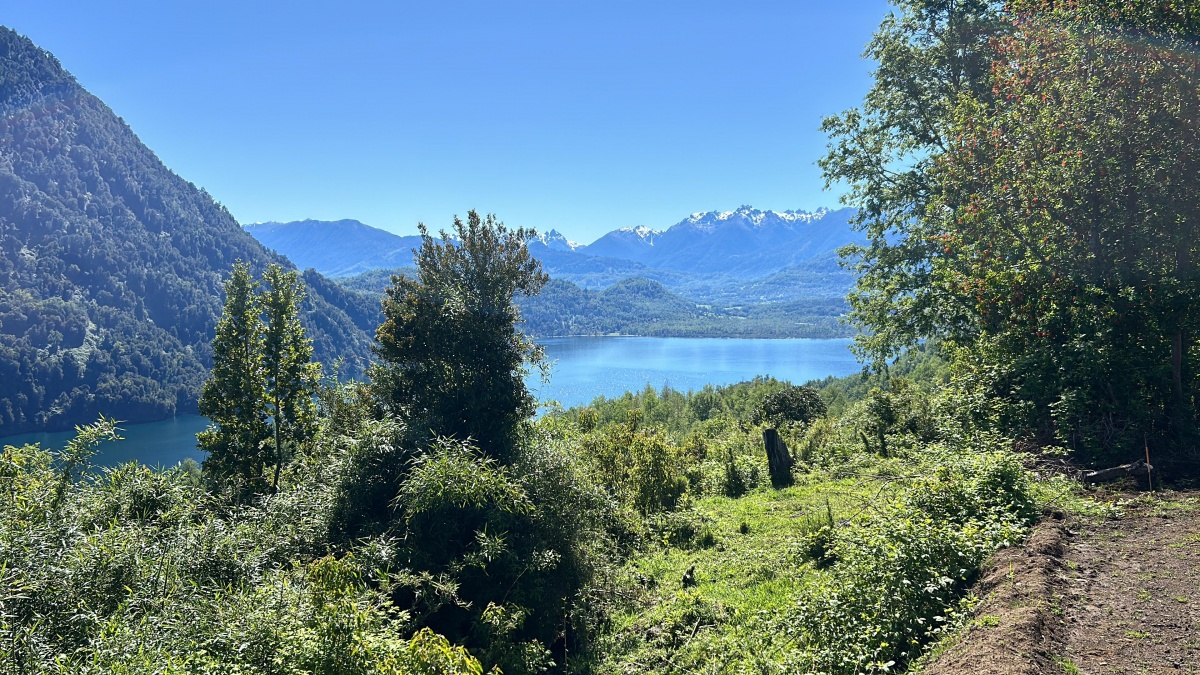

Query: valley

[247,208,861,341]
[4,2,1200,674]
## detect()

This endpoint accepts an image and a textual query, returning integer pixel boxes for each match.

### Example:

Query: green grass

[596,474,892,672]
[1055,656,1082,674]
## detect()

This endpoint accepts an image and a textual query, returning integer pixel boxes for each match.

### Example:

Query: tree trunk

[762,428,794,488]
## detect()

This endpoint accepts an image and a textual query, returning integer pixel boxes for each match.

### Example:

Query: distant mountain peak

[617,225,661,243]
[683,206,836,229]
[534,228,582,252]
[244,219,422,277]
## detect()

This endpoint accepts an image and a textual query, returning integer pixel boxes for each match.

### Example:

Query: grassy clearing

[596,485,852,672]
[587,442,1036,673]
[601,475,880,668]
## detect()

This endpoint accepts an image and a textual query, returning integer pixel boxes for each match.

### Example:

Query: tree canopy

[372,210,548,462]
[199,262,319,497]
[825,0,1200,460]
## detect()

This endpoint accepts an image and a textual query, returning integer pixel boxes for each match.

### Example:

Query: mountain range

[246,205,863,302]
[0,28,376,435]
[255,208,864,344]
[0,25,864,435]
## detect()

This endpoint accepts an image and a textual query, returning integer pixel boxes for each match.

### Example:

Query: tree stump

[763,428,794,488]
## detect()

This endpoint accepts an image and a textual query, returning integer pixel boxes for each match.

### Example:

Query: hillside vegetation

[0,210,1057,674]
[0,28,374,435]
[339,271,852,339]
[5,0,1200,672]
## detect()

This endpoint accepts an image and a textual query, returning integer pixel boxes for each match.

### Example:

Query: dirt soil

[924,490,1200,675]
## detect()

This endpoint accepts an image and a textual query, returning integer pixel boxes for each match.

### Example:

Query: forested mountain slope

[338,270,851,339]
[0,28,374,435]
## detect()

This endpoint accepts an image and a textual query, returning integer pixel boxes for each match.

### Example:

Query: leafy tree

[198,262,269,492]
[820,0,1005,364]
[199,263,321,496]
[262,263,321,491]
[752,385,828,428]
[372,211,548,462]
[928,7,1200,454]
[825,0,1200,458]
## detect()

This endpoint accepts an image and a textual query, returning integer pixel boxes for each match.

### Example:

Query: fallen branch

[1082,459,1153,484]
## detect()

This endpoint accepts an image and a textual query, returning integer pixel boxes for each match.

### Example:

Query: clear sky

[5,1,890,243]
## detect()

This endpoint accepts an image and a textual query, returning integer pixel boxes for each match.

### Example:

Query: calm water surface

[1,414,210,468]
[1,337,860,466]
[532,336,858,408]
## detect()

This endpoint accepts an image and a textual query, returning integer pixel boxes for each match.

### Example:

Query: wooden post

[1144,435,1153,492]
[762,428,794,488]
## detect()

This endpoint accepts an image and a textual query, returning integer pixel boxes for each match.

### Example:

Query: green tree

[199,261,269,492]
[825,0,1200,458]
[372,211,547,462]
[929,7,1200,454]
[820,0,1005,364]
[261,263,321,491]
[752,385,828,428]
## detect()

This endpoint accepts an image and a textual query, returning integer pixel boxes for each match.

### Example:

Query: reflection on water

[0,337,861,466]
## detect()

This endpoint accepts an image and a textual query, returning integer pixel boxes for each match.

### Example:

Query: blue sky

[6,1,890,243]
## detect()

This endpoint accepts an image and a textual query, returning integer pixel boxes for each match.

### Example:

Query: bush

[752,385,827,428]
[698,436,765,498]
[781,450,1037,673]
[629,430,687,514]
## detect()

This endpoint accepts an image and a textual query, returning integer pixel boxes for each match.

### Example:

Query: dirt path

[924,491,1200,675]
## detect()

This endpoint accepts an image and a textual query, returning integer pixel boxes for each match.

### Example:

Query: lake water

[533,336,859,408]
[1,414,212,468]
[1,337,860,466]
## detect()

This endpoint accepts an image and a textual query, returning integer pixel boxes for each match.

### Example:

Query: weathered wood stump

[763,428,794,488]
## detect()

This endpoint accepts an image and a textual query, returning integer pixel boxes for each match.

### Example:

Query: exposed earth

[924,489,1200,675]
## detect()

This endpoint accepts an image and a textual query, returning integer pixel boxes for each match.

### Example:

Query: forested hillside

[0,28,374,435]
[339,270,852,339]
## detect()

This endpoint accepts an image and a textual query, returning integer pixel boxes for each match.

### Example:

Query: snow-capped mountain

[583,225,662,260]
[244,207,861,291]
[531,229,583,252]
[579,206,860,278]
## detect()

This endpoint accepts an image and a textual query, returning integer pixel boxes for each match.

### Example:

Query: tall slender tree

[261,263,320,491]
[198,262,269,492]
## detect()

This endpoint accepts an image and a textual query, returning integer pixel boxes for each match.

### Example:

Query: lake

[1,336,860,466]
[533,336,859,408]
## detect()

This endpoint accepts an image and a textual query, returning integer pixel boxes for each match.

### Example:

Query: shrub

[629,430,687,513]
[752,385,828,428]
[781,450,1037,673]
